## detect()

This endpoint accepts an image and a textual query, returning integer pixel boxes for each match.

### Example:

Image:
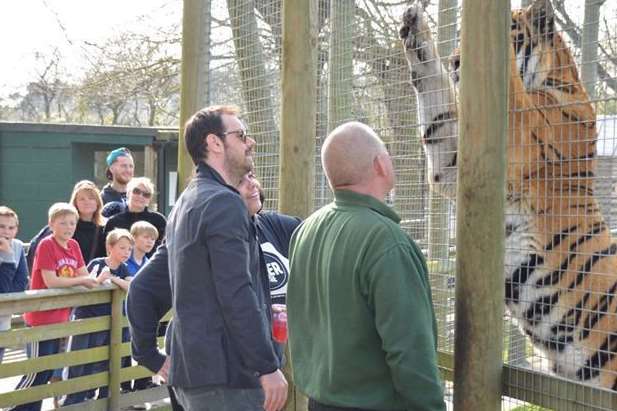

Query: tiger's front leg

[400,5,459,197]
[399,5,444,91]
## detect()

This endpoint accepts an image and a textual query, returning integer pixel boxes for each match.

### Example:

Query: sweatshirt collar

[333,189,400,224]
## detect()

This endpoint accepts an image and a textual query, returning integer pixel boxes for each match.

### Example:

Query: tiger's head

[449,0,579,94]
[510,0,581,92]
[443,0,594,193]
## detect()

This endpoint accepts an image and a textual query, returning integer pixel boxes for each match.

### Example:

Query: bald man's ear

[373,153,388,178]
[206,133,224,155]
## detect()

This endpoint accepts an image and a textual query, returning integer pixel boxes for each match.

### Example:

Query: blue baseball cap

[106,147,131,166]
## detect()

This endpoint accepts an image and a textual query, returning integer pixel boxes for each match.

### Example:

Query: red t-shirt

[24,235,85,326]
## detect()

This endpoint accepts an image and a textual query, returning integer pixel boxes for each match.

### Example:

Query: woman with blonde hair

[68,180,106,262]
[104,177,166,259]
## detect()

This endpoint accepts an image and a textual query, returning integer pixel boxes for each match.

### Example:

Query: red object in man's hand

[272,311,288,343]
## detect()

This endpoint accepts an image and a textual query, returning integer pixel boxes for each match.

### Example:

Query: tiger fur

[400,0,617,390]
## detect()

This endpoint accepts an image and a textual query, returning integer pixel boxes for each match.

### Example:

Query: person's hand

[272,304,286,314]
[79,277,99,289]
[157,356,171,382]
[259,369,288,411]
[95,267,113,283]
[0,237,11,253]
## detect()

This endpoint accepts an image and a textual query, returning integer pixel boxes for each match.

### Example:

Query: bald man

[287,122,446,411]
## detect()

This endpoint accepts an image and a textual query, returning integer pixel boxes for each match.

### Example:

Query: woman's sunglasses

[132,187,152,199]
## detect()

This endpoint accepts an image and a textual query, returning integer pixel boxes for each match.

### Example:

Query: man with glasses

[133,105,287,411]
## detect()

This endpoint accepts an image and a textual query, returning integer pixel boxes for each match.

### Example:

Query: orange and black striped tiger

[400,0,617,390]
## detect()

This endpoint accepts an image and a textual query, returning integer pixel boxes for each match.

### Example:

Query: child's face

[108,238,133,263]
[134,234,156,254]
[49,214,78,243]
[0,216,18,241]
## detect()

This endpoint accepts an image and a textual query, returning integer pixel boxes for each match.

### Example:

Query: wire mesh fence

[204,0,617,409]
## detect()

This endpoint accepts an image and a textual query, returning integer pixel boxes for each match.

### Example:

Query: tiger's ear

[530,0,555,35]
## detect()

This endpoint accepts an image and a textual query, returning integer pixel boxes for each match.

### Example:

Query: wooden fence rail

[0,285,171,410]
[1,284,616,410]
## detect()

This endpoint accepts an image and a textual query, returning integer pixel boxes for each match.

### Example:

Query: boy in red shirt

[11,203,100,411]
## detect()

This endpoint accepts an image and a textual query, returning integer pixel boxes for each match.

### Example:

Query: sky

[0,0,609,102]
[0,0,180,99]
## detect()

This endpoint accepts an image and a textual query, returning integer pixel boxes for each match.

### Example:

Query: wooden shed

[0,122,178,240]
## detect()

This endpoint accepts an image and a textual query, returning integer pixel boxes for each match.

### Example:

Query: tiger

[399,0,617,391]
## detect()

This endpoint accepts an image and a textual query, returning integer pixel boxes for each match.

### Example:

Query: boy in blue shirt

[127,221,158,276]
[63,228,134,405]
[126,221,159,395]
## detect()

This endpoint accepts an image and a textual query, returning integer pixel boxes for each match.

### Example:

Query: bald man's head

[321,121,387,188]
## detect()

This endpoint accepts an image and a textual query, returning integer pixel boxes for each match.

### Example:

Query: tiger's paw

[399,5,437,73]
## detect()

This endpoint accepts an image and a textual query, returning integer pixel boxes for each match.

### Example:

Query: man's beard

[114,174,131,186]
[224,149,253,184]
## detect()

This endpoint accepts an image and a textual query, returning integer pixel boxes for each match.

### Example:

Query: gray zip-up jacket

[129,162,279,389]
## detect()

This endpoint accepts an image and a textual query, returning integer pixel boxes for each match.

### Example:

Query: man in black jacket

[132,105,287,411]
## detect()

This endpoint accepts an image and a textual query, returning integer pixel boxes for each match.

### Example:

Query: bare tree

[14,49,73,122]
[226,0,278,140]
[76,28,181,126]
[553,0,617,94]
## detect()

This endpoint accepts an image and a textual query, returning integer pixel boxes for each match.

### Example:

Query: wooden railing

[2,284,616,410]
[437,351,617,411]
[0,285,171,410]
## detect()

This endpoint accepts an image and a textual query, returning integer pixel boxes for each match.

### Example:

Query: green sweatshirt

[288,189,446,411]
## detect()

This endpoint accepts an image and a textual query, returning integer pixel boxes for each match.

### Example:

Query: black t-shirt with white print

[255,212,301,305]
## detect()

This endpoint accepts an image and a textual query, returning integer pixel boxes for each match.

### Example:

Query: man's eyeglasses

[218,129,249,144]
[132,187,152,199]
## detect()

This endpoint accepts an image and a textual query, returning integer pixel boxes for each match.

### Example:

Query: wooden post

[280,1,317,410]
[454,0,508,410]
[108,288,124,410]
[279,0,317,218]
[178,0,212,193]
[144,144,158,210]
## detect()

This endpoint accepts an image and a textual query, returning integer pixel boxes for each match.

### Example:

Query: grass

[509,406,552,411]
